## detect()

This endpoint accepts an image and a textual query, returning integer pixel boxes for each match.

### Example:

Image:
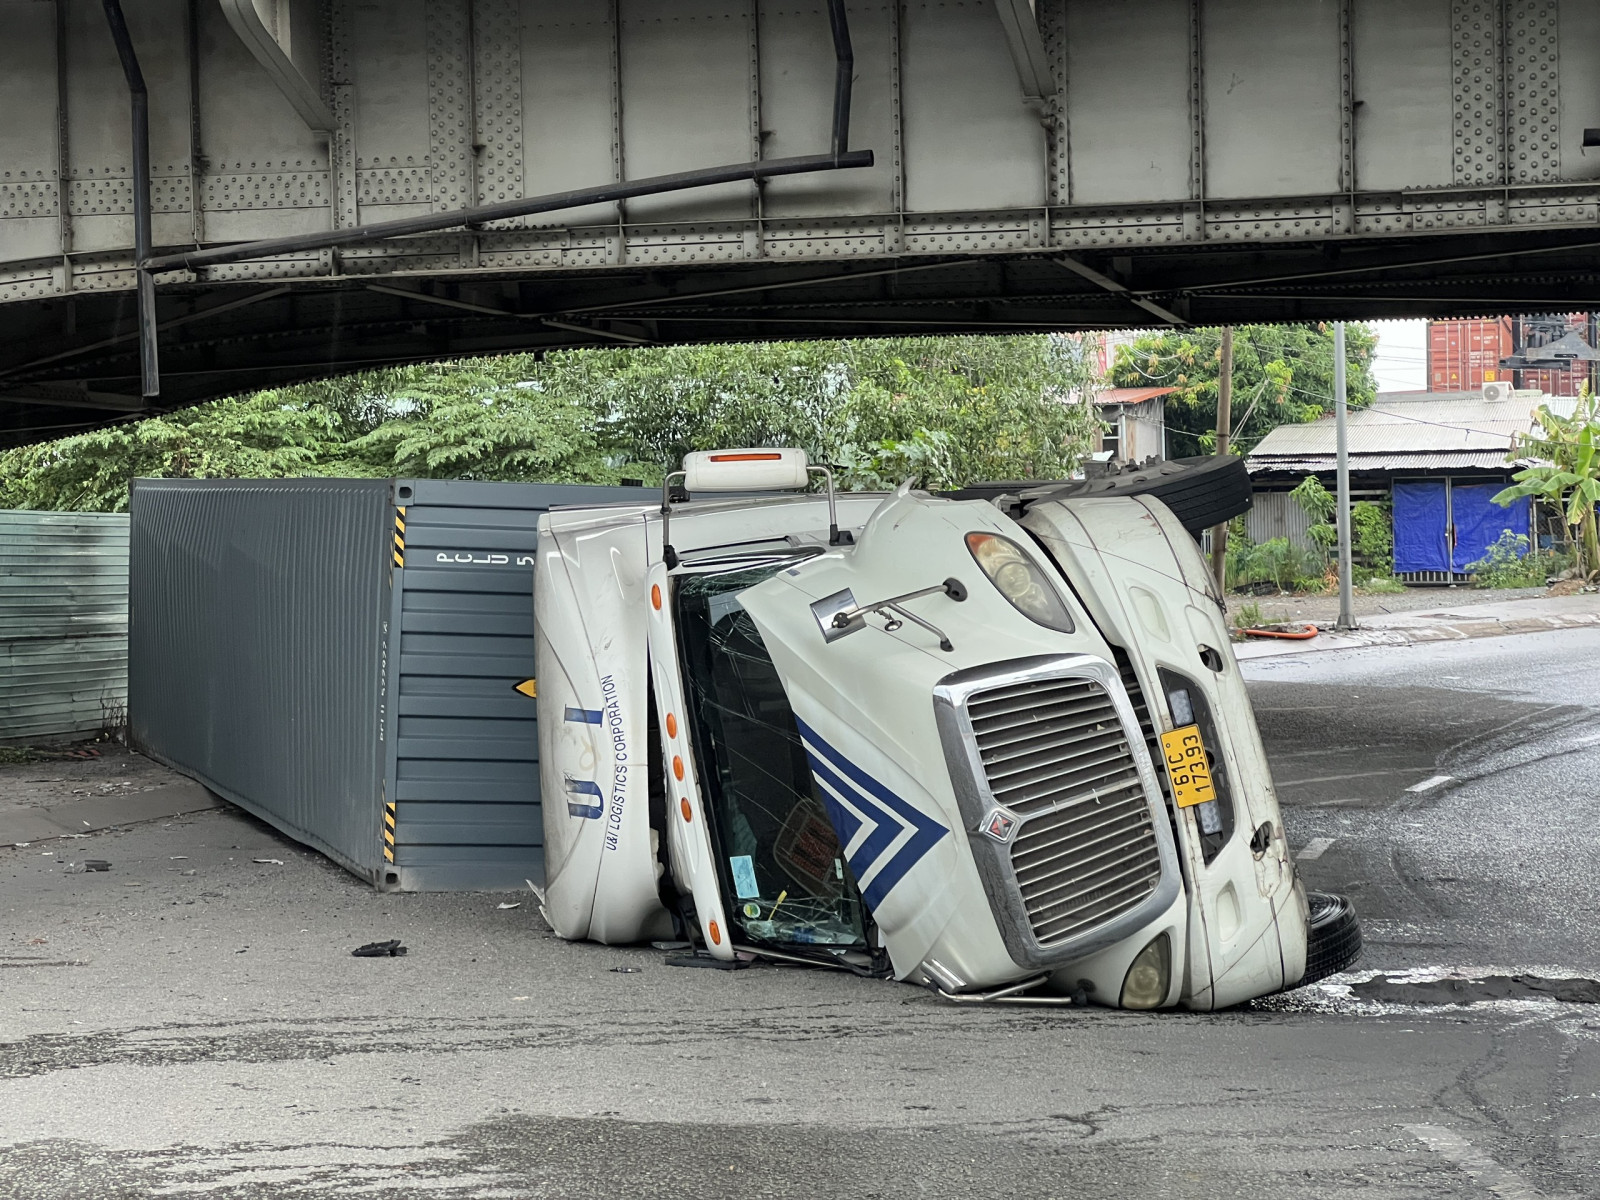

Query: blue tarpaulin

[1393,480,1449,572]
[1450,481,1528,571]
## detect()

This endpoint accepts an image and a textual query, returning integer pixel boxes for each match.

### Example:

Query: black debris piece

[83,860,110,873]
[665,952,751,971]
[352,939,407,958]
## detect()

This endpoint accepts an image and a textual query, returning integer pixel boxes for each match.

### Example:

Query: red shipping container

[1428,318,1511,391]
[1428,315,1594,394]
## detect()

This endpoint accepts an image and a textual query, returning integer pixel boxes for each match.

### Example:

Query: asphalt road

[3,630,1599,1199]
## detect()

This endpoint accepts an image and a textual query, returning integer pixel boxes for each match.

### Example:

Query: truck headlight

[1119,933,1171,1009]
[965,533,1074,633]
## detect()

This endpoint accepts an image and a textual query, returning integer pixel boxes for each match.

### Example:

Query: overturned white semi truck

[533,450,1360,1009]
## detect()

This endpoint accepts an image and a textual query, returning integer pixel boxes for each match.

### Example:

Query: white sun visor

[682,448,810,492]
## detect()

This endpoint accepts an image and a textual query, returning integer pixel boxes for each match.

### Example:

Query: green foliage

[1291,475,1338,561]
[571,334,1101,490]
[1290,474,1336,522]
[0,390,350,512]
[1289,477,1394,576]
[1494,386,1600,577]
[1465,530,1570,588]
[1107,323,1378,455]
[1232,601,1265,631]
[1351,500,1393,574]
[1225,534,1327,593]
[349,364,618,483]
[0,335,1102,511]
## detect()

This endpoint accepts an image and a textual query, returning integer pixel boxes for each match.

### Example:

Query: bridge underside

[5,0,1600,444]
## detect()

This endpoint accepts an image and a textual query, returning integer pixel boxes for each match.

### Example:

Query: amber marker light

[651,584,661,610]
[708,920,722,945]
[673,755,684,780]
[666,712,678,738]
[680,798,692,821]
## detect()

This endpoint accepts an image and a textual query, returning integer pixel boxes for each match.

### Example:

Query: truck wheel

[950,456,1253,537]
[1071,455,1253,536]
[1300,891,1363,985]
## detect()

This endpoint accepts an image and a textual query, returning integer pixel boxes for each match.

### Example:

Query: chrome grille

[967,676,1163,948]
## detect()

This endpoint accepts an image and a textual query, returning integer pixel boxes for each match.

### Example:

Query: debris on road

[82,860,109,872]
[665,951,751,971]
[351,939,407,957]
[1242,622,1320,640]
[253,858,284,865]
[496,901,521,909]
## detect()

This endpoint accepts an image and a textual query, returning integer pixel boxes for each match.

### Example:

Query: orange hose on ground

[1242,624,1320,640]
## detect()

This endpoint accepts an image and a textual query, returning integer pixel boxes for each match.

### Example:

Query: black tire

[946,456,1253,537]
[1300,891,1363,986]
[1068,455,1253,536]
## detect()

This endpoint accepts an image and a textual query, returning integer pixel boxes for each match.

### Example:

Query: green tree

[1493,387,1600,578]
[1107,323,1379,455]
[0,390,349,512]
[349,363,618,483]
[0,334,1103,511]
[543,334,1102,489]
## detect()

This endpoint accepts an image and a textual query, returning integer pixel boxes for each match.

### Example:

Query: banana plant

[1494,386,1600,579]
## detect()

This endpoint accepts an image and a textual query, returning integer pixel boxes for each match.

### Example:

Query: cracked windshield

[674,565,867,951]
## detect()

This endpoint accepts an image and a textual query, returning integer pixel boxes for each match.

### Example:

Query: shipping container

[0,510,129,742]
[129,477,654,891]
[1427,317,1512,391]
[1428,315,1595,396]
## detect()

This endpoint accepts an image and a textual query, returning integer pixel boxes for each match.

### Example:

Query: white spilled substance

[1406,774,1453,793]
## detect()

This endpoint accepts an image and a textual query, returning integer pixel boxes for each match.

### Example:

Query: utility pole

[1334,322,1357,631]
[1209,326,1234,590]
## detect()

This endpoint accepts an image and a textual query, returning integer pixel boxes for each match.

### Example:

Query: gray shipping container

[129,477,654,890]
[0,509,129,742]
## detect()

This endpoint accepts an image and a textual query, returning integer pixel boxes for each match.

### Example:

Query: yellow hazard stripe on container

[383,801,396,863]
[392,506,406,568]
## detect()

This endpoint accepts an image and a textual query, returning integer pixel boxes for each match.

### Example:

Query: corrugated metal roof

[1098,386,1177,406]
[0,510,129,741]
[1248,390,1578,459]
[1247,450,1519,474]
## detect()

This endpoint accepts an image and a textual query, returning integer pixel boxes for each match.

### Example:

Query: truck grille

[967,676,1164,947]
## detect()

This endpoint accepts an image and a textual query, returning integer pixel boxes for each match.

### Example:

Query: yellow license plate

[1160,724,1216,808]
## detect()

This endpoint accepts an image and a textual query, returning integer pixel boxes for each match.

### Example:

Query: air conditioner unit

[1482,381,1513,402]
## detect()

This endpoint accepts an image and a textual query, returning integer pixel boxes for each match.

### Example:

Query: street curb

[1235,608,1600,660]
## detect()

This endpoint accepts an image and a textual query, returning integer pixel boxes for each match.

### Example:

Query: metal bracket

[827,578,967,652]
[1054,255,1187,327]
[217,0,336,134]
[100,0,159,400]
[991,0,1056,104]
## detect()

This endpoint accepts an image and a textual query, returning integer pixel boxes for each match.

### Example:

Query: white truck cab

[534,449,1359,1009]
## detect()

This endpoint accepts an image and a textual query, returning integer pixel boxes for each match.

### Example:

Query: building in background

[1246,387,1565,583]
[1428,315,1597,397]
[1094,387,1172,462]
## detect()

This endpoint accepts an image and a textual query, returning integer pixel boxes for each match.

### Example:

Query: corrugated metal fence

[1243,491,1315,552]
[0,510,129,742]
